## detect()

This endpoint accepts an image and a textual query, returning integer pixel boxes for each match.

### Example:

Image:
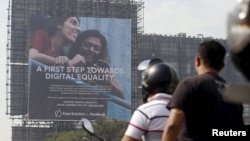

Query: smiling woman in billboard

[29,16,81,66]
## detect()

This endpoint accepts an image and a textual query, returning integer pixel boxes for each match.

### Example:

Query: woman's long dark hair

[48,16,80,36]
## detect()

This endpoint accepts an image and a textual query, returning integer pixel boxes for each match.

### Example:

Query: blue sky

[0,0,237,140]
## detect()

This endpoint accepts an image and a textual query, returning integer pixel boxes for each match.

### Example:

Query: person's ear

[195,56,201,67]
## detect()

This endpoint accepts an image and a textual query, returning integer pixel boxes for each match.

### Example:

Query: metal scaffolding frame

[6,0,250,140]
[137,33,250,125]
[6,0,144,140]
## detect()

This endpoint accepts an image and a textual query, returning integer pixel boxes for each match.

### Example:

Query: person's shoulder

[185,73,219,82]
[31,29,50,43]
[181,75,199,84]
[179,74,210,88]
[137,102,150,110]
[33,29,48,36]
[137,101,158,112]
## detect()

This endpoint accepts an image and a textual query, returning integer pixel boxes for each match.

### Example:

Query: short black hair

[198,40,226,70]
[68,30,109,62]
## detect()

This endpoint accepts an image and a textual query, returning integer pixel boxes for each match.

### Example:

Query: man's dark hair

[198,40,226,70]
[68,30,109,62]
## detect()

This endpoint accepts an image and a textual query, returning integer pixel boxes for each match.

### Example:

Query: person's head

[140,58,179,102]
[69,30,108,65]
[48,16,80,43]
[195,40,226,73]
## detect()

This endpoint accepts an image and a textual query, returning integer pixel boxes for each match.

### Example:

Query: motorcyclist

[121,58,179,141]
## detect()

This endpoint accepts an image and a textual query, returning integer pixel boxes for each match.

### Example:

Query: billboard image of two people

[28,15,131,121]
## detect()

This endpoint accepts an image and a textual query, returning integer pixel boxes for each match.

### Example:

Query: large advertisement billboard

[28,15,131,121]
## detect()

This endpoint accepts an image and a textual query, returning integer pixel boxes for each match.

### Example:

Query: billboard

[28,15,131,121]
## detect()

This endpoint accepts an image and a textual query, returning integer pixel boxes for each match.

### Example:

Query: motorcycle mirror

[75,118,104,141]
[137,58,164,71]
[137,60,150,70]
[81,118,95,135]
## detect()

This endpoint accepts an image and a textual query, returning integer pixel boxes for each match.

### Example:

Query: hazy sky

[143,0,237,38]
[0,0,237,140]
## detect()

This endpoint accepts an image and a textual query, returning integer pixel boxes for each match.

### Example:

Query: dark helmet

[227,0,250,81]
[139,58,179,102]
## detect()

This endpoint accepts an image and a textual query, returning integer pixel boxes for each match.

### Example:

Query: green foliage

[94,117,128,141]
[43,117,129,141]
[44,130,92,141]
